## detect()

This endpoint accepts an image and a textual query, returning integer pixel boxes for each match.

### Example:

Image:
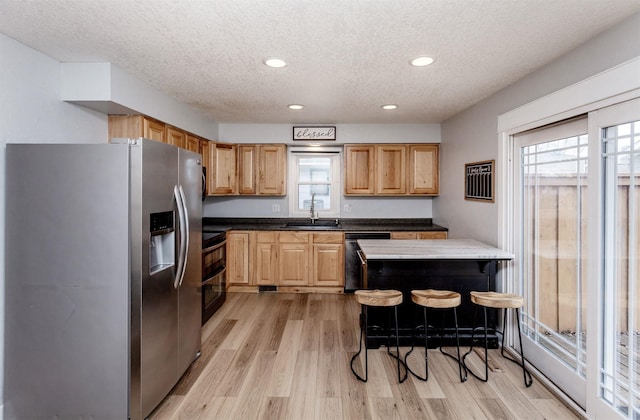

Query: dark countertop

[202,217,447,232]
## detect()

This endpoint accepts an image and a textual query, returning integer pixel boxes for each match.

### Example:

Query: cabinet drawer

[417,231,447,239]
[279,231,311,243]
[313,232,344,244]
[390,231,447,239]
[257,231,277,243]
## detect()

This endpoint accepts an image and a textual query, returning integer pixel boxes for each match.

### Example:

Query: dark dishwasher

[344,231,391,292]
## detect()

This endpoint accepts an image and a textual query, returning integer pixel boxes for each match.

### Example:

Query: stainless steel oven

[202,231,226,324]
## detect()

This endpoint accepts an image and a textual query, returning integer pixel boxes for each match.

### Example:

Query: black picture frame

[465,160,495,202]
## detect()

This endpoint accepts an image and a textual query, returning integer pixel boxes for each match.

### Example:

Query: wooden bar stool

[463,291,533,387]
[350,289,407,383]
[404,289,467,382]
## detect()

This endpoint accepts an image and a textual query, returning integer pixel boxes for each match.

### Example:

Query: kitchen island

[357,239,514,348]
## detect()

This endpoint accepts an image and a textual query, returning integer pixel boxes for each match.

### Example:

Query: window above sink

[288,147,341,219]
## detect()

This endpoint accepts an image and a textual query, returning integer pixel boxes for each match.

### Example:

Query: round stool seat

[470,291,524,309]
[355,289,402,307]
[412,289,461,309]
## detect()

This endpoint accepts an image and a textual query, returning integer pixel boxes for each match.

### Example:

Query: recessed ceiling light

[381,104,398,110]
[288,104,304,110]
[410,56,434,67]
[263,57,287,68]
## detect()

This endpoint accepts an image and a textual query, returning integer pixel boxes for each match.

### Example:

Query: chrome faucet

[310,192,318,223]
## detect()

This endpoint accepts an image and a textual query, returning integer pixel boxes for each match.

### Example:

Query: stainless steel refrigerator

[4,138,202,420]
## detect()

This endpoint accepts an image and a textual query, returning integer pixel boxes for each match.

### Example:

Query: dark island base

[363,259,502,349]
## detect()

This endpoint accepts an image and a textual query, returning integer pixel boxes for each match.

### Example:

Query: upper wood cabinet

[108,115,166,143]
[376,145,406,194]
[344,145,375,194]
[408,144,439,195]
[200,140,210,166]
[185,134,201,154]
[344,143,439,196]
[258,145,286,195]
[208,143,237,195]
[108,115,208,156]
[166,125,186,149]
[237,144,286,196]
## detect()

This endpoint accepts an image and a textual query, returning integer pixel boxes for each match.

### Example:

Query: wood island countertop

[357,239,515,260]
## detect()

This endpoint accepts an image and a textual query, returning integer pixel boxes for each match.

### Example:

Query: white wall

[218,123,440,144]
[61,63,219,141]
[0,34,109,416]
[436,12,640,245]
[206,123,440,218]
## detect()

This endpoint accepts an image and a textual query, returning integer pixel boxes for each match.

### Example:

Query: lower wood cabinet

[255,231,278,285]
[313,231,345,287]
[227,230,345,290]
[278,232,311,286]
[227,231,251,285]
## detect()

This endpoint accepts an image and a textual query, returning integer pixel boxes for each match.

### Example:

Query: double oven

[201,230,226,325]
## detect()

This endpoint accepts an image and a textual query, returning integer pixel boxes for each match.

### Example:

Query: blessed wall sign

[292,126,336,141]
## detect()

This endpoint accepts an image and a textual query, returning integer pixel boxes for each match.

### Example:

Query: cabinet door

[144,118,166,143]
[237,145,257,195]
[409,144,439,195]
[255,232,277,285]
[376,145,406,194]
[227,232,250,285]
[200,140,210,168]
[279,243,310,286]
[255,243,278,285]
[185,134,200,154]
[258,145,286,195]
[108,115,166,142]
[166,126,186,149]
[344,145,375,195]
[208,143,237,195]
[313,243,344,286]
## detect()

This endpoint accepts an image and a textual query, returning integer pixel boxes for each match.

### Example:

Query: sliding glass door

[511,98,639,417]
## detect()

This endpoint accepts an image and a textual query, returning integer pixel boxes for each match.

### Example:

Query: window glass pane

[520,131,589,380]
[298,157,331,182]
[298,185,331,210]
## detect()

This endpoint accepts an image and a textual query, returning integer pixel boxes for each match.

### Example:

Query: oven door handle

[202,267,226,285]
[202,239,226,254]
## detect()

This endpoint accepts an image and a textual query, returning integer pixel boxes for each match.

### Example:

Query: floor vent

[258,285,278,293]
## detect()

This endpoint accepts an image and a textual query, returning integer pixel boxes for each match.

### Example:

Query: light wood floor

[150,293,581,420]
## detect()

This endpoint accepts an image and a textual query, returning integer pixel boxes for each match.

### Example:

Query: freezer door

[5,144,130,420]
[177,148,203,375]
[133,139,181,419]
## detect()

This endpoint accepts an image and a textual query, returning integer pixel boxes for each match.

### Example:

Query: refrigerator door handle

[173,185,188,289]
[177,184,190,287]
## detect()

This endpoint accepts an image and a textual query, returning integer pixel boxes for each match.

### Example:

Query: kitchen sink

[282,219,342,229]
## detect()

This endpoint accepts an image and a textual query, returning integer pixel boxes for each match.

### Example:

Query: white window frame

[287,147,342,218]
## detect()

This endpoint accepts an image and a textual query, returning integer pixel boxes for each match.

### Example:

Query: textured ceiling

[1,0,639,124]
